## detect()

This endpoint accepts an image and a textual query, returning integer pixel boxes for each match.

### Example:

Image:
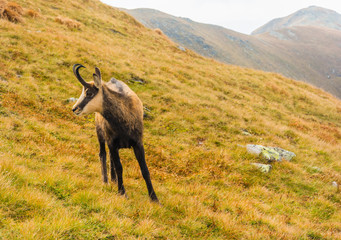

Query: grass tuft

[0,1,23,23]
[55,16,81,29]
[25,8,39,18]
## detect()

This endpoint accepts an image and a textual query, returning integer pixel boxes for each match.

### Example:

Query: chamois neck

[101,85,128,124]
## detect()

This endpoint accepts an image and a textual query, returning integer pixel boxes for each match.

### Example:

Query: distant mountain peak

[252,6,341,35]
[304,5,330,11]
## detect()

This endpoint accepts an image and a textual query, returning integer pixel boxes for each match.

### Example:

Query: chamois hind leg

[96,128,108,183]
[109,150,117,183]
[133,142,159,202]
[109,143,126,196]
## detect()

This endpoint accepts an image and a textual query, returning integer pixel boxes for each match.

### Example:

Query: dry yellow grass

[55,15,81,29]
[154,28,164,35]
[0,1,23,23]
[25,9,39,18]
[6,1,22,14]
[0,0,340,239]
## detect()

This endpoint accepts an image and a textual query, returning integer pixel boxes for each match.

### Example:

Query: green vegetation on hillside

[0,0,340,239]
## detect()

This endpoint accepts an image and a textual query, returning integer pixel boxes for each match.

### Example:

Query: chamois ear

[93,67,102,88]
[93,73,101,88]
[95,67,101,80]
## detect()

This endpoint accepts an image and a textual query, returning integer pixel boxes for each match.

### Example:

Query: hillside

[1,0,341,239]
[125,8,341,99]
[123,8,263,67]
[252,6,341,35]
[254,26,341,98]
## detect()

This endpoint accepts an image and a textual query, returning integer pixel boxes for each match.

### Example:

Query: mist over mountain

[125,7,341,98]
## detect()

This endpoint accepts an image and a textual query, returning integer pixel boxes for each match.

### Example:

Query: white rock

[246,144,263,155]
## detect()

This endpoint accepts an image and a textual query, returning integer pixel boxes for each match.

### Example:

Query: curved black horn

[73,64,90,88]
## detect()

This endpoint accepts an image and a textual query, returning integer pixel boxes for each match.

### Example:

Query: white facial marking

[72,87,103,116]
[81,90,103,115]
[73,88,86,115]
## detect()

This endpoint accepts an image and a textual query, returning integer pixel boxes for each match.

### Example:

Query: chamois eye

[86,91,94,97]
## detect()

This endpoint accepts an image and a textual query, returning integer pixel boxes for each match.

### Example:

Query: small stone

[129,74,145,84]
[251,163,272,173]
[67,97,78,102]
[311,166,321,172]
[241,129,252,136]
[178,46,186,52]
[143,106,151,112]
[143,112,152,120]
[332,181,340,193]
[196,137,205,146]
[109,28,125,36]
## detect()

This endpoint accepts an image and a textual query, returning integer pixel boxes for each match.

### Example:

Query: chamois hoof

[151,198,162,206]
[118,191,128,199]
[150,193,160,204]
[118,186,126,195]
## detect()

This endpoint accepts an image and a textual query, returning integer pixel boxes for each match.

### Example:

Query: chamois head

[72,64,103,115]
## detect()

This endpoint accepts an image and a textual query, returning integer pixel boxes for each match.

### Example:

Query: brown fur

[96,81,144,148]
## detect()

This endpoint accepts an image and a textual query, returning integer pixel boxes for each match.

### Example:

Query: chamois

[72,64,159,202]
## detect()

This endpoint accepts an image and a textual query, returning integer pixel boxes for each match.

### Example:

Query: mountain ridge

[252,6,341,35]
[124,7,341,98]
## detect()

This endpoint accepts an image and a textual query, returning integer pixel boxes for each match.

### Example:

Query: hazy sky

[101,0,341,34]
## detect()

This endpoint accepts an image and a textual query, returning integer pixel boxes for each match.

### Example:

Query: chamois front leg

[96,128,108,183]
[109,144,126,196]
[99,141,108,183]
[109,151,117,183]
[133,142,159,202]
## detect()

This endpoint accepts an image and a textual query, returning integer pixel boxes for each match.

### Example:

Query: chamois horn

[73,64,91,88]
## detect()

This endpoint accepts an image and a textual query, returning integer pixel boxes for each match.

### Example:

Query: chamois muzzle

[72,107,81,115]
[73,64,91,88]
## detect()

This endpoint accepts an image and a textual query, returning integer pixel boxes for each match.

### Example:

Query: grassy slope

[0,0,341,239]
